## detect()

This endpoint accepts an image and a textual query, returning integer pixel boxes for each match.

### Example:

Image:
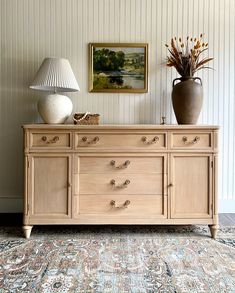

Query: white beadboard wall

[0,0,234,212]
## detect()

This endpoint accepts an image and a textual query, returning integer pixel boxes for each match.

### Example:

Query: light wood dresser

[22,124,219,239]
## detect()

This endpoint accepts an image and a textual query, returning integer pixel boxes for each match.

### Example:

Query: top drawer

[75,132,166,150]
[170,132,212,149]
[30,132,71,149]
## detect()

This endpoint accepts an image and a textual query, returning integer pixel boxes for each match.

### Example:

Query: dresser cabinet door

[28,155,71,219]
[170,154,212,219]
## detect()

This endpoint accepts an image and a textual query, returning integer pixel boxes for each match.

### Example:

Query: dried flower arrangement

[165,34,213,77]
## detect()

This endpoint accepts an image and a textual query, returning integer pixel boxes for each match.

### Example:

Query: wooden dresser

[22,124,219,238]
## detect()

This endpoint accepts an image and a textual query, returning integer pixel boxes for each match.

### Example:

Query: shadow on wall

[138,94,159,125]
[0,57,41,205]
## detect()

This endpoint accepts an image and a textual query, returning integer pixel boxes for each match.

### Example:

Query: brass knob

[41,136,47,142]
[142,136,147,142]
[141,136,159,144]
[110,179,130,188]
[110,179,116,186]
[82,136,100,144]
[110,160,130,169]
[46,136,60,144]
[124,200,131,207]
[110,200,131,209]
[125,160,131,166]
[124,179,130,186]
[182,136,200,144]
[168,183,174,187]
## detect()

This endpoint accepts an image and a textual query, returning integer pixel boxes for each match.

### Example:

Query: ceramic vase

[172,76,203,124]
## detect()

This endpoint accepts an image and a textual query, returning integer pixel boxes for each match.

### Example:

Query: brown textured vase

[172,77,203,124]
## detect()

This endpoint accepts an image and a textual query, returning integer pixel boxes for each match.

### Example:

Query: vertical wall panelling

[0,0,234,212]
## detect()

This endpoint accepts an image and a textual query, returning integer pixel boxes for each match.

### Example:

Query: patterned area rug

[0,225,235,293]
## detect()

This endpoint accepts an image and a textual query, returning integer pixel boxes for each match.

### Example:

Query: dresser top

[23,124,219,130]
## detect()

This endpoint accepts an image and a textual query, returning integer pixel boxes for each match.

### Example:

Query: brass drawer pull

[110,200,130,209]
[182,136,200,144]
[141,136,159,144]
[41,136,60,144]
[110,179,130,188]
[82,136,99,144]
[110,160,130,169]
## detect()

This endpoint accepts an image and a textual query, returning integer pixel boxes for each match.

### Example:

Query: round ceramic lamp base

[37,94,73,124]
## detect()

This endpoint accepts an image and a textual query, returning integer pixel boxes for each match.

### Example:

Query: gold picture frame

[89,43,148,93]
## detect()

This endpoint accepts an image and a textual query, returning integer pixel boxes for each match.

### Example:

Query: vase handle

[193,77,203,86]
[173,77,203,87]
[172,78,182,88]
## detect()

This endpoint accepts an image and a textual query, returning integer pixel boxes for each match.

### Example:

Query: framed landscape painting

[89,43,148,93]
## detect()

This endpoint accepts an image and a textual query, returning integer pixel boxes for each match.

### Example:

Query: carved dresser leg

[209,224,219,239]
[23,226,33,239]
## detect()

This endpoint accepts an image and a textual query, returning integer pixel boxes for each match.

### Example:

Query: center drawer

[79,194,165,217]
[75,133,166,150]
[79,174,165,195]
[79,156,164,174]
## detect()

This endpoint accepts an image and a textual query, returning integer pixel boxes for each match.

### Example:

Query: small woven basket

[73,112,100,125]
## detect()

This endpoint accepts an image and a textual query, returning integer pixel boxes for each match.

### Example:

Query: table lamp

[29,57,80,124]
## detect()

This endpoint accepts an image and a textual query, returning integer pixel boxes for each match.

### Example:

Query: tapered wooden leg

[23,226,33,239]
[209,224,219,239]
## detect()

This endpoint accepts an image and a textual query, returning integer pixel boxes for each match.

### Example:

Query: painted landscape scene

[91,45,147,92]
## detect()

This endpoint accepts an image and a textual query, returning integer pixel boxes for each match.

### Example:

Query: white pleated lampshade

[29,57,80,92]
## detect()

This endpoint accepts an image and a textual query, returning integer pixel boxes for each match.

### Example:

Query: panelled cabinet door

[28,154,72,219]
[170,154,212,219]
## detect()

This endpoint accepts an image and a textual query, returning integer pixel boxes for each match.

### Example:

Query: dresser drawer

[170,132,212,149]
[79,156,165,174]
[79,194,165,217]
[79,174,165,195]
[75,133,166,150]
[30,132,71,149]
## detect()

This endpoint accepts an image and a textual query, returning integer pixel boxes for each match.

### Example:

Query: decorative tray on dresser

[22,124,219,239]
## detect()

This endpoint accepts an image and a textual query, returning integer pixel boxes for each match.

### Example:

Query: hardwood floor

[0,213,235,226]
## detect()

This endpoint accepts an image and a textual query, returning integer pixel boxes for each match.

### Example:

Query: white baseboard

[219,199,235,213]
[0,197,23,213]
